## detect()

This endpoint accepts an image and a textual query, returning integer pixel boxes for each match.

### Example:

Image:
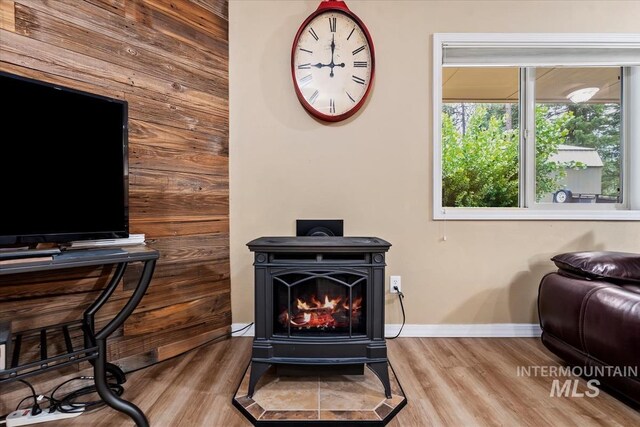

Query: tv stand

[0,245,159,427]
[0,246,61,260]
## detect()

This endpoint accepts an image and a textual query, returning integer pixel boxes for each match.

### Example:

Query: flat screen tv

[0,71,129,246]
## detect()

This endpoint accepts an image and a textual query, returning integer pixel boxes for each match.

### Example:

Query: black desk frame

[0,247,158,427]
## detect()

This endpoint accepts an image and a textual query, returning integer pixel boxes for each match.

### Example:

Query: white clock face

[292,11,373,119]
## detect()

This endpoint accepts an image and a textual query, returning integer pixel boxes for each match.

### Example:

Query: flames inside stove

[279,294,362,330]
[273,274,367,336]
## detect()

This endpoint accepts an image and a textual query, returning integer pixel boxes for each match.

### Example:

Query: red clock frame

[291,0,376,122]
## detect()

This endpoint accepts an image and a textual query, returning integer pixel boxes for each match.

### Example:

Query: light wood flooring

[4,337,639,426]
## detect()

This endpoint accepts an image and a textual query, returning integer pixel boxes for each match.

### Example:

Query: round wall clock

[291,0,375,122]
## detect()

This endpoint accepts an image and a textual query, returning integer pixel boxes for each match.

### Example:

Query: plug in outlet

[390,276,401,294]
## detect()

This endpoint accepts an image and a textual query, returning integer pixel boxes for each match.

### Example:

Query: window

[433,34,640,220]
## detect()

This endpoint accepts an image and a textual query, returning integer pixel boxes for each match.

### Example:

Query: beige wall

[229,0,640,325]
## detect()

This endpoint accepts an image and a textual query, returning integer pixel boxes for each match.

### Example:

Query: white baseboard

[232,323,255,337]
[384,323,542,338]
[232,323,541,338]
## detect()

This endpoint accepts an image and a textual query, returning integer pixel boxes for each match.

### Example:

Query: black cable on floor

[48,376,123,413]
[15,379,41,415]
[387,290,405,339]
[8,324,254,418]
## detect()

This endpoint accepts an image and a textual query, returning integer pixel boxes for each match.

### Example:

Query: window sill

[434,208,640,221]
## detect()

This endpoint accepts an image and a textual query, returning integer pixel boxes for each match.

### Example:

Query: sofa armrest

[539,272,640,371]
[538,272,616,352]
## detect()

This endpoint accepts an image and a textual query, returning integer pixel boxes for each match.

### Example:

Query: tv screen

[0,72,129,246]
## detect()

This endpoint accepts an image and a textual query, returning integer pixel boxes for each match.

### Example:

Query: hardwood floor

[4,337,639,426]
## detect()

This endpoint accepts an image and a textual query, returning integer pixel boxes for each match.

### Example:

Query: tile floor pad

[233,363,407,425]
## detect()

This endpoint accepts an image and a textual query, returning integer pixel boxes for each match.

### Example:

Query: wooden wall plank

[0,1,15,32]
[129,192,229,218]
[84,0,127,17]
[129,143,228,176]
[108,318,231,363]
[188,0,228,22]
[0,0,230,398]
[21,0,228,77]
[130,218,229,237]
[14,3,227,98]
[125,292,230,335]
[0,29,228,112]
[132,0,228,46]
[129,119,228,157]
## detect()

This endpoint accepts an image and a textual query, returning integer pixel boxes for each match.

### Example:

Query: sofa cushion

[551,251,640,284]
[622,284,640,294]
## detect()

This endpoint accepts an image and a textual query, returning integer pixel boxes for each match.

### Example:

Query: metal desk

[0,245,159,427]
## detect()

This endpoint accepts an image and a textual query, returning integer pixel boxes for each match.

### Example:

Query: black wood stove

[246,236,392,398]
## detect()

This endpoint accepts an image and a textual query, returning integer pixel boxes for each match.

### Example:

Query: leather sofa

[538,251,640,405]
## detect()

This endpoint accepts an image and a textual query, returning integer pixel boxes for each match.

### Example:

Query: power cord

[14,376,123,414]
[387,286,405,339]
[6,323,255,420]
[15,380,42,416]
[48,376,123,413]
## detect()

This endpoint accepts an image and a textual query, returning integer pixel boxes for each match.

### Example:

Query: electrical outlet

[390,276,401,294]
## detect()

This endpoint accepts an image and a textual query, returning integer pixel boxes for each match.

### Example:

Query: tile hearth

[233,363,406,425]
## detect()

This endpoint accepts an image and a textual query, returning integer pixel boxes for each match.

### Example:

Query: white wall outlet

[390,276,401,294]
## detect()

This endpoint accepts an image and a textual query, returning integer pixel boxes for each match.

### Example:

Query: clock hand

[329,34,336,77]
[310,36,345,76]
[330,35,336,61]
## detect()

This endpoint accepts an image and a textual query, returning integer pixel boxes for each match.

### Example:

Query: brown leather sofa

[538,251,640,406]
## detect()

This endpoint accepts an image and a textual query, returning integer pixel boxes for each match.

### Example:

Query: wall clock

[291,0,375,122]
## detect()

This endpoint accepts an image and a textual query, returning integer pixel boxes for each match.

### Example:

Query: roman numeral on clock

[352,75,366,85]
[299,74,312,87]
[347,28,355,40]
[300,48,312,54]
[352,45,365,55]
[329,98,336,114]
[329,17,336,33]
[309,90,319,105]
[354,61,368,68]
[309,27,319,41]
[346,91,356,103]
[298,63,311,69]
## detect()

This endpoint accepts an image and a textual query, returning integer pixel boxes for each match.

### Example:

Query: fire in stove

[279,294,363,330]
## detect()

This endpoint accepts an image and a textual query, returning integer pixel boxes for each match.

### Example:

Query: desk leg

[94,259,157,427]
[95,340,148,427]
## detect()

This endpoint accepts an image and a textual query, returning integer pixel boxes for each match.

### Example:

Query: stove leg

[247,361,272,398]
[368,362,392,399]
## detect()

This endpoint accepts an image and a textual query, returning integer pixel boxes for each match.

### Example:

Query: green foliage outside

[442,101,621,207]
[442,104,574,207]
[534,105,575,201]
[442,106,518,207]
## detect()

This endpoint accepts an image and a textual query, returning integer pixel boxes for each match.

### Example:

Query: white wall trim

[385,323,542,338]
[232,323,542,338]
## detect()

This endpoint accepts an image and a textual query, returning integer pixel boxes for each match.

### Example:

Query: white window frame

[433,33,640,220]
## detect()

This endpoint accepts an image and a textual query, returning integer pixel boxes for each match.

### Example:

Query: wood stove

[247,236,392,398]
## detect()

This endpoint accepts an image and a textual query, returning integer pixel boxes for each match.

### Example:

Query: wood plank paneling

[0,0,229,401]
[14,3,228,98]
[0,1,15,32]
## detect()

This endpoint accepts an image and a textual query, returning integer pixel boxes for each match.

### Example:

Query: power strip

[6,408,83,426]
